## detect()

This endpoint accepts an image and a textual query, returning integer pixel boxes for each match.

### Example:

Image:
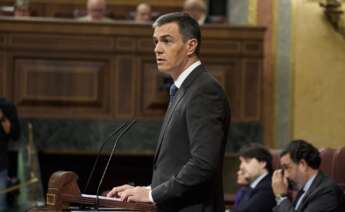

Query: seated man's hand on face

[272,169,288,196]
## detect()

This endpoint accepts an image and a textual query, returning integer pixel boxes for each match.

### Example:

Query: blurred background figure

[0,98,20,211]
[0,0,30,17]
[183,0,209,25]
[134,2,152,22]
[231,144,275,212]
[78,0,112,22]
[14,0,30,17]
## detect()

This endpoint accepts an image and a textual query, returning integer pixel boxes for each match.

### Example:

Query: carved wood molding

[0,18,265,123]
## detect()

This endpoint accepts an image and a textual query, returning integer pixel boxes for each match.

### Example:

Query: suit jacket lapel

[297,172,324,211]
[153,88,185,162]
[153,65,205,163]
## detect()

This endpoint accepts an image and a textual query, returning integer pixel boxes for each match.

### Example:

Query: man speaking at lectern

[107,12,231,212]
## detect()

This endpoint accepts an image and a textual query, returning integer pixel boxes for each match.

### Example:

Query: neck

[305,169,318,181]
[171,56,198,80]
[300,169,318,189]
[250,170,268,183]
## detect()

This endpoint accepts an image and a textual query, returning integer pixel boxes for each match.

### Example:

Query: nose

[239,163,245,171]
[154,42,162,54]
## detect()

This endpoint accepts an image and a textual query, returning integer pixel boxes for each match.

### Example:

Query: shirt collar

[174,60,201,88]
[302,172,318,193]
[250,172,268,189]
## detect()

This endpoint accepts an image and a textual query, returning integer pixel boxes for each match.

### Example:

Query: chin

[157,66,170,74]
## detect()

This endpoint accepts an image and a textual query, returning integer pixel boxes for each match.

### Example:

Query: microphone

[83,120,131,194]
[95,119,137,209]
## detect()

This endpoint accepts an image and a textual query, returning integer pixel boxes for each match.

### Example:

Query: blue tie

[169,84,178,105]
[293,188,305,209]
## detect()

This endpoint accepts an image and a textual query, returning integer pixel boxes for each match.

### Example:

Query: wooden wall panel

[0,34,7,97]
[241,41,263,56]
[137,57,167,117]
[115,56,136,118]
[202,40,241,55]
[13,57,111,118]
[9,33,115,52]
[0,34,5,46]
[137,38,155,53]
[0,18,266,124]
[116,38,136,52]
[243,59,261,121]
[205,59,242,122]
[0,52,4,96]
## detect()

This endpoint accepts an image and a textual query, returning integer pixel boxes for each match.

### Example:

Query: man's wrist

[275,193,288,205]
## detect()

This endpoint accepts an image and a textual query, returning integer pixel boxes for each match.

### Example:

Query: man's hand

[106,184,134,198]
[118,186,151,203]
[272,169,288,196]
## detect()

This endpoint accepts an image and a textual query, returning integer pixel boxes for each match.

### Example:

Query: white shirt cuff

[276,197,288,205]
[146,185,154,203]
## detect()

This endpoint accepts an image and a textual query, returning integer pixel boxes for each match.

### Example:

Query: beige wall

[293,0,345,148]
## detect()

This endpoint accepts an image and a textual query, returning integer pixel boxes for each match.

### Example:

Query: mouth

[156,58,166,64]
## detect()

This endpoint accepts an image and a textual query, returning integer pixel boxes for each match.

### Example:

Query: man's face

[184,6,204,21]
[88,0,106,20]
[135,5,151,22]
[183,0,205,22]
[280,154,305,190]
[239,156,266,183]
[153,22,193,78]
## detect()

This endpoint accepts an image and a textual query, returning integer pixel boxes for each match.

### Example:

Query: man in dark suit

[232,144,276,212]
[107,12,231,212]
[272,139,345,212]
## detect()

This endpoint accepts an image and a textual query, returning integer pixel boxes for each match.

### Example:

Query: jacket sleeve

[273,185,342,212]
[233,189,276,212]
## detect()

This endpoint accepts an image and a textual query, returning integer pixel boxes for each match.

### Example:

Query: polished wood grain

[0,17,266,126]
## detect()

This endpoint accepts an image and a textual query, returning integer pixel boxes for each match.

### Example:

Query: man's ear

[298,159,308,172]
[186,38,198,56]
[260,161,267,170]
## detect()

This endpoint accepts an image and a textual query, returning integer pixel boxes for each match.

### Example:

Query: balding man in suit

[272,140,345,212]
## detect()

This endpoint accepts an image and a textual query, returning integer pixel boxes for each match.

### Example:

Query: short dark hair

[281,139,321,169]
[239,144,273,173]
[153,12,201,56]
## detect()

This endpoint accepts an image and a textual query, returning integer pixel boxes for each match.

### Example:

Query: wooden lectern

[46,171,155,211]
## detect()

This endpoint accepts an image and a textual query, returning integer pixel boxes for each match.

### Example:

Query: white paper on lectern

[81,193,121,201]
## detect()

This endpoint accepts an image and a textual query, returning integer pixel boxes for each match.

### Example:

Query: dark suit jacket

[273,171,345,212]
[151,64,231,212]
[232,174,276,212]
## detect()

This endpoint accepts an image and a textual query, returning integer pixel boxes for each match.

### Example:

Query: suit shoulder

[193,70,226,94]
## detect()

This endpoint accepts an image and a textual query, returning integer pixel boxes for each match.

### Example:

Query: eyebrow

[153,34,174,40]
